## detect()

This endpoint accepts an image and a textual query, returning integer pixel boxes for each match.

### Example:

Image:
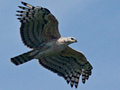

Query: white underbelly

[34,44,67,59]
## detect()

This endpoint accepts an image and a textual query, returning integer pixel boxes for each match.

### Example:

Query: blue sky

[0,0,120,90]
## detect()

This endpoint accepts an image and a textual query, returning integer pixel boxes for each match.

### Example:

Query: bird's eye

[71,38,74,40]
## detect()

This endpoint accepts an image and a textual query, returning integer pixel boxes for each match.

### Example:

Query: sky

[0,0,120,90]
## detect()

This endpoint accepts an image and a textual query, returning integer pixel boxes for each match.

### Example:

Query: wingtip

[82,80,85,84]
[67,80,70,84]
[70,84,73,88]
[16,14,24,17]
[16,10,22,13]
[18,6,23,9]
[21,1,26,5]
[17,18,21,20]
[75,85,78,88]
[18,6,20,8]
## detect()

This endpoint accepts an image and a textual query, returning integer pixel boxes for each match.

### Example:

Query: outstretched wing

[16,2,61,48]
[38,46,93,88]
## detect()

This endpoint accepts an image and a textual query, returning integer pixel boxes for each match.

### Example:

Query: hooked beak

[72,39,77,43]
[75,39,77,42]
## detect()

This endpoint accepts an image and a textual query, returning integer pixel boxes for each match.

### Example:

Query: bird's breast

[34,42,67,59]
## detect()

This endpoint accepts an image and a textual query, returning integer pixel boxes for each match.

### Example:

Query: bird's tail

[10,50,34,65]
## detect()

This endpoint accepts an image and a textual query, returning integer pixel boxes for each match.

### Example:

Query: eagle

[11,2,93,88]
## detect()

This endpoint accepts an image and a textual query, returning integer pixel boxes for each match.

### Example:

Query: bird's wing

[38,46,93,88]
[16,2,61,48]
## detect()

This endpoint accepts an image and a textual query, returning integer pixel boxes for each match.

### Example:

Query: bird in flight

[11,2,93,88]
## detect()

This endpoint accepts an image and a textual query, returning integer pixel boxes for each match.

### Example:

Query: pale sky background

[0,0,120,90]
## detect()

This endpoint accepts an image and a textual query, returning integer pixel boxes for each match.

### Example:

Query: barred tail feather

[11,51,33,65]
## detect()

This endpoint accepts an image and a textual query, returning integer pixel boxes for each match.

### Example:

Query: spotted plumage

[11,2,93,88]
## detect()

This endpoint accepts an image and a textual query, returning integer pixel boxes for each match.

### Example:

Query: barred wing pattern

[13,2,93,88]
[38,46,93,88]
[16,2,61,48]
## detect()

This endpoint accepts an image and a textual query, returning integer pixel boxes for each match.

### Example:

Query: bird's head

[65,37,77,44]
